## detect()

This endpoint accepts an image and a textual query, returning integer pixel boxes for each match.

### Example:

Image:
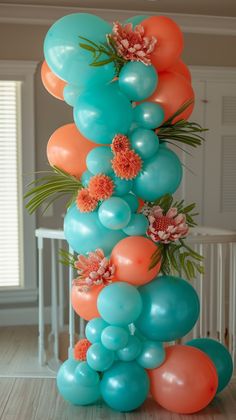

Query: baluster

[229,243,236,365]
[209,243,215,338]
[38,235,45,366]
[216,243,224,343]
[58,239,64,329]
[51,239,59,361]
[68,246,75,358]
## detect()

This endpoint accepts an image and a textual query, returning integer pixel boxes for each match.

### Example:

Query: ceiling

[2,0,236,17]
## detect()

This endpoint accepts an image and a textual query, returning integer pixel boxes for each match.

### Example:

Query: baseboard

[0,306,52,326]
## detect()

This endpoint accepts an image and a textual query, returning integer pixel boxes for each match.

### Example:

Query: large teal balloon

[57,358,100,405]
[101,326,129,351]
[64,205,126,254]
[44,13,115,87]
[186,338,233,393]
[136,340,165,369]
[87,342,115,372]
[122,214,148,236]
[85,318,108,344]
[130,128,159,160]
[98,197,131,230]
[117,335,142,361]
[119,62,157,101]
[133,102,165,129]
[63,85,80,107]
[86,146,113,175]
[74,82,133,144]
[100,361,149,411]
[135,276,200,341]
[133,147,183,201]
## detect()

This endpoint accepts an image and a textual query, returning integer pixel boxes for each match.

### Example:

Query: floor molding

[0,306,51,326]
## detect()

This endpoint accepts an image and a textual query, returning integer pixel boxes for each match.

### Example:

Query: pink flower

[147,205,189,244]
[110,22,157,65]
[73,249,115,292]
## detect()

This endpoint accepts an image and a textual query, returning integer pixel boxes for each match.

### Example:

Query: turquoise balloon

[135,276,200,341]
[136,341,166,369]
[122,214,148,236]
[63,85,80,107]
[85,318,108,344]
[44,13,115,87]
[64,205,126,255]
[130,128,159,160]
[87,342,115,372]
[186,338,233,393]
[122,193,139,213]
[133,102,165,129]
[97,282,143,326]
[100,361,149,412]
[98,197,131,230]
[81,170,93,187]
[57,358,100,405]
[117,335,142,362]
[86,146,113,175]
[133,147,183,201]
[111,174,133,196]
[119,62,157,101]
[125,15,149,26]
[74,82,133,144]
[101,326,129,351]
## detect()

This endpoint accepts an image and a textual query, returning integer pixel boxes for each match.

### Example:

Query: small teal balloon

[81,170,93,187]
[136,340,166,369]
[97,282,143,326]
[122,214,148,236]
[186,338,233,393]
[125,15,149,26]
[57,358,100,405]
[64,205,126,255]
[74,82,133,144]
[63,84,80,107]
[44,13,115,88]
[111,174,133,196]
[119,62,157,101]
[135,275,200,341]
[133,102,165,129]
[101,326,129,351]
[85,318,108,344]
[75,361,100,387]
[133,147,183,201]
[86,146,113,175]
[98,197,131,230]
[117,335,142,361]
[87,342,115,372]
[100,361,149,412]
[122,193,139,213]
[130,128,159,160]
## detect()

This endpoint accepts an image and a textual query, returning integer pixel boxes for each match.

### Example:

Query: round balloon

[130,128,159,160]
[117,335,142,362]
[135,275,200,341]
[41,60,66,100]
[98,197,131,230]
[136,340,165,369]
[81,170,93,187]
[112,175,133,197]
[63,84,80,106]
[122,214,148,236]
[168,59,192,82]
[71,283,103,321]
[87,342,115,372]
[148,345,218,414]
[86,146,113,175]
[133,102,165,129]
[119,62,157,101]
[101,326,129,351]
[85,318,108,343]
[122,193,139,213]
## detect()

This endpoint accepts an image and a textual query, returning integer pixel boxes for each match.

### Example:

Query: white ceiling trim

[0,3,236,35]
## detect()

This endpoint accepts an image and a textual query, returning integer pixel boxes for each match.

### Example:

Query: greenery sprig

[58,248,77,268]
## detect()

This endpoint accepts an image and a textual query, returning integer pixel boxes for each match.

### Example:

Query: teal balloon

[86,146,113,175]
[122,193,139,213]
[135,276,200,341]
[117,335,142,361]
[130,128,159,160]
[81,170,93,187]
[57,358,100,405]
[85,318,108,344]
[133,102,165,129]
[186,338,233,393]
[63,85,80,107]
[133,147,183,201]
[97,282,143,326]
[87,342,115,372]
[74,82,133,144]
[111,174,133,196]
[64,205,126,255]
[136,341,166,369]
[98,197,131,230]
[101,326,129,351]
[125,15,149,26]
[122,214,148,236]
[100,361,149,412]
[44,13,115,88]
[119,62,157,101]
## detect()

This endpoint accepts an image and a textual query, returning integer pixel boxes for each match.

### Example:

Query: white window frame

[0,60,38,303]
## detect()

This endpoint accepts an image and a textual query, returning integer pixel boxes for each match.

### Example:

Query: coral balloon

[168,59,192,82]
[71,283,103,321]
[110,236,161,286]
[147,71,194,122]
[142,16,183,72]
[47,123,97,178]
[41,60,66,100]
[149,345,218,414]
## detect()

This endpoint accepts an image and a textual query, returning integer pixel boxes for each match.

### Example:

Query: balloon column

[27,12,233,415]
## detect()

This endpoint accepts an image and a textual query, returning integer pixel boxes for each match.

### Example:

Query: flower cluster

[111,133,142,180]
[74,338,91,361]
[76,174,114,212]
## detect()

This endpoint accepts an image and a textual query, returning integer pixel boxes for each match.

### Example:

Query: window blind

[0,81,22,287]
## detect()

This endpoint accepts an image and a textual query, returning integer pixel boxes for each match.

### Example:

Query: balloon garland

[25,13,233,414]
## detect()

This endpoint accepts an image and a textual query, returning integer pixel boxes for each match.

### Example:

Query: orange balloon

[71,283,103,321]
[41,60,66,100]
[149,345,218,414]
[147,71,194,122]
[110,236,161,286]
[47,123,97,178]
[167,59,191,82]
[142,16,183,72]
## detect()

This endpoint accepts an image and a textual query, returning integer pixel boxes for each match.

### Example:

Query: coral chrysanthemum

[112,150,142,180]
[88,174,114,200]
[74,339,91,361]
[76,188,98,213]
[147,206,189,244]
[111,134,130,154]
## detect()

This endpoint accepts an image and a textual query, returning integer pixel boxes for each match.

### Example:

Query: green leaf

[79,43,96,52]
